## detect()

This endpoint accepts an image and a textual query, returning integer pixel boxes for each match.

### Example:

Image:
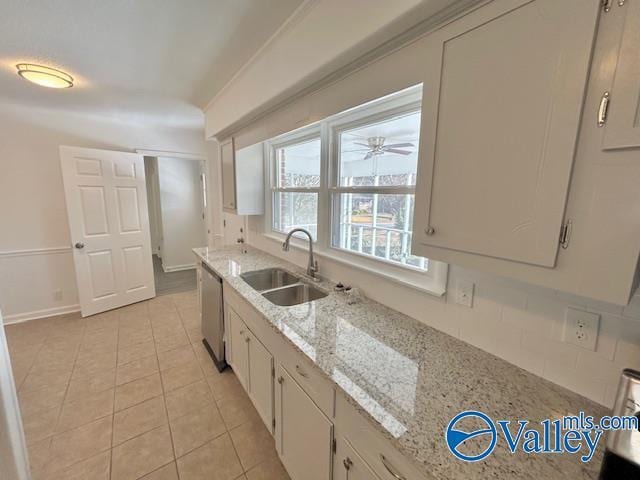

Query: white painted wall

[0,102,209,322]
[246,217,640,408]
[156,156,207,271]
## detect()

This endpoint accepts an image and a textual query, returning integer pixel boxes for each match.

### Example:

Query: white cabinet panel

[220,139,264,215]
[228,306,249,390]
[248,331,274,432]
[275,365,333,480]
[412,0,599,267]
[602,0,640,150]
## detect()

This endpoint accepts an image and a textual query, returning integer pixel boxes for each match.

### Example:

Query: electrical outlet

[454,279,474,308]
[563,307,600,351]
[53,289,63,301]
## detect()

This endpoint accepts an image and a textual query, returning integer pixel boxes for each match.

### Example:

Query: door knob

[425,227,435,236]
[74,242,85,249]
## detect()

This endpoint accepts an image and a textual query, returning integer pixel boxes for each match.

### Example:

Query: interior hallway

[153,255,197,297]
[5,291,289,480]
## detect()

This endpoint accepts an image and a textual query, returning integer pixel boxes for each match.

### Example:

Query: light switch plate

[563,307,600,351]
[454,279,474,308]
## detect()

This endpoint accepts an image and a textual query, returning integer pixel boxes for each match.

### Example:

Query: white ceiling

[0,0,303,129]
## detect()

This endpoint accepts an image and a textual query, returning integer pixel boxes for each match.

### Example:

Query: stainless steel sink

[262,283,327,306]
[240,268,299,292]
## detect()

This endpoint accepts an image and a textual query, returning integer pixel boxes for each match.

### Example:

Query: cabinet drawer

[335,394,429,480]
[277,343,334,418]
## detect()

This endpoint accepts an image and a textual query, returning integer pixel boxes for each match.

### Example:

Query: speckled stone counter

[193,246,608,479]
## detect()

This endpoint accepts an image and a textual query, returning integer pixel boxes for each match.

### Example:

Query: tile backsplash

[433,265,640,409]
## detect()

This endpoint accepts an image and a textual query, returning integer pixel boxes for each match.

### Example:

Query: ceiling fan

[349,136,415,159]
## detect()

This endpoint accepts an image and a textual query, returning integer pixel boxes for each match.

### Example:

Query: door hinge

[223,219,226,227]
[272,417,276,430]
[332,438,337,454]
[597,91,610,127]
[559,220,572,250]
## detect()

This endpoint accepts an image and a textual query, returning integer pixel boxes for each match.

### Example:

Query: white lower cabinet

[334,436,381,480]
[227,305,274,432]
[275,365,334,480]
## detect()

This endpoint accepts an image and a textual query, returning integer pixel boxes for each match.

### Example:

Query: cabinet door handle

[277,376,284,384]
[295,365,309,378]
[598,91,610,127]
[343,457,353,471]
[245,336,250,343]
[380,454,406,480]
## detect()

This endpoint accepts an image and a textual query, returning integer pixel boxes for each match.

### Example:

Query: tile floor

[5,290,290,480]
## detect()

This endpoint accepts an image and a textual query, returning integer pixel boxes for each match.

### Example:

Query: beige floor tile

[115,373,163,411]
[164,380,214,420]
[47,416,112,472]
[22,406,60,445]
[217,391,261,431]
[27,436,52,473]
[111,425,174,480]
[157,345,197,371]
[65,369,116,402]
[55,388,114,434]
[207,370,245,402]
[140,462,179,480]
[178,307,200,328]
[118,328,154,348]
[20,369,71,394]
[154,331,190,353]
[79,332,118,355]
[30,357,75,377]
[113,395,167,446]
[161,360,203,392]
[117,340,157,365]
[229,418,277,471]
[245,456,290,480]
[72,350,117,379]
[116,354,159,385]
[176,433,243,480]
[169,403,226,457]
[44,450,111,480]
[18,384,67,417]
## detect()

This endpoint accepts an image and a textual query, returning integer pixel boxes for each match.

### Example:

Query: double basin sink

[240,268,327,306]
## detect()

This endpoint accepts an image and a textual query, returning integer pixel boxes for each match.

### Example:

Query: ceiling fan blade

[341,148,370,153]
[364,152,373,160]
[384,142,414,149]
[384,148,412,155]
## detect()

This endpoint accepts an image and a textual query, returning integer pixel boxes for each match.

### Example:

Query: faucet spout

[282,228,318,279]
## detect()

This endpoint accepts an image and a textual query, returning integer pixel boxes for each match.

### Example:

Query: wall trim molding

[0,247,72,259]
[4,304,80,325]
[162,263,197,273]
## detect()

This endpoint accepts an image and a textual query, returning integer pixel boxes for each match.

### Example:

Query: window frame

[263,85,447,295]
[266,125,322,239]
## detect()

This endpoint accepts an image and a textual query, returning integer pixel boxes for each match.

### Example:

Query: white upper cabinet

[601,0,640,150]
[220,139,264,215]
[412,0,600,267]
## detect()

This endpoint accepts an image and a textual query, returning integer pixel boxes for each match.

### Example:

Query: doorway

[143,155,207,296]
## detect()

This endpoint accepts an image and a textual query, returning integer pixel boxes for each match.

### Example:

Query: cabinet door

[334,437,381,480]
[220,138,236,210]
[602,0,640,150]
[413,0,599,267]
[247,331,274,433]
[275,366,333,480]
[227,307,249,390]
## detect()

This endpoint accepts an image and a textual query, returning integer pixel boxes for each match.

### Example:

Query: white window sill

[260,232,447,298]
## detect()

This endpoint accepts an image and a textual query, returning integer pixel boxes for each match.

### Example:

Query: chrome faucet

[282,228,319,280]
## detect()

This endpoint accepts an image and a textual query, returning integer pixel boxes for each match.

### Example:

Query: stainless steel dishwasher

[201,262,227,372]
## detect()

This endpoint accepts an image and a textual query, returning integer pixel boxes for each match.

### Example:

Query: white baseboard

[162,263,197,273]
[4,304,81,325]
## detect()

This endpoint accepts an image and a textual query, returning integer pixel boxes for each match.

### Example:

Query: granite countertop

[193,246,608,480]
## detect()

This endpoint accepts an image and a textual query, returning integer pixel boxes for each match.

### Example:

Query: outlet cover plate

[454,279,474,308]
[563,307,600,351]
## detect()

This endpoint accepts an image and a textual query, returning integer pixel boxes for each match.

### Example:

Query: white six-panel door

[60,146,155,316]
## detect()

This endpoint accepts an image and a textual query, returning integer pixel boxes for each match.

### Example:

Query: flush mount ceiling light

[16,63,73,88]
